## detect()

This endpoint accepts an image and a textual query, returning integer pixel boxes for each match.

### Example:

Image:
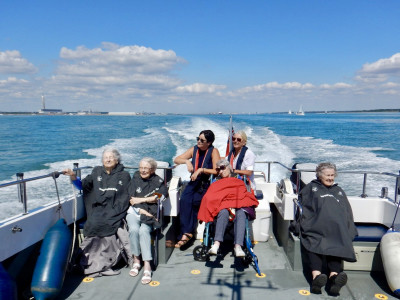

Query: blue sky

[1,0,400,113]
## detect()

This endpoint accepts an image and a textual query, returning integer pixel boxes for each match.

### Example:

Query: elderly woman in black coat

[299,162,358,296]
[63,148,131,277]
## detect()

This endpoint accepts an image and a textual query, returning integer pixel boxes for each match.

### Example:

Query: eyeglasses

[216,165,227,172]
[139,167,151,171]
[232,137,242,142]
[196,137,207,143]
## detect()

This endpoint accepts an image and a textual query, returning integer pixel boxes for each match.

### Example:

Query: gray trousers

[214,208,246,246]
[126,213,153,261]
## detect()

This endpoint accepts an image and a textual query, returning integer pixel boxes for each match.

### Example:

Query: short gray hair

[140,157,157,172]
[316,162,337,178]
[103,148,121,163]
[216,159,233,172]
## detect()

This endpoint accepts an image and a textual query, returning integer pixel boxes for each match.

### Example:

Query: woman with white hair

[198,159,259,257]
[63,148,131,277]
[227,130,256,190]
[299,162,357,296]
[126,157,168,284]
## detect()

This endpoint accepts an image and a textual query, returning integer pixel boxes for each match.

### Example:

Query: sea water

[0,113,399,221]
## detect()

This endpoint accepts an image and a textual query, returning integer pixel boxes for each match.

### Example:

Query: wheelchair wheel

[193,245,209,261]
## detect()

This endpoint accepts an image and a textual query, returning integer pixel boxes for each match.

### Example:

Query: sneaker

[234,246,245,257]
[311,274,328,294]
[329,272,347,296]
[208,244,219,255]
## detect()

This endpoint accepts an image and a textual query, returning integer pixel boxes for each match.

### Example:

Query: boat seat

[354,223,388,242]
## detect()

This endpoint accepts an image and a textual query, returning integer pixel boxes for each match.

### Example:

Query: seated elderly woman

[197,159,259,257]
[126,157,168,285]
[298,162,358,296]
[63,148,131,277]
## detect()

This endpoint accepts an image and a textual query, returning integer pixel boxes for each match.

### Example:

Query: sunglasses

[196,137,207,143]
[232,137,242,142]
[216,165,227,172]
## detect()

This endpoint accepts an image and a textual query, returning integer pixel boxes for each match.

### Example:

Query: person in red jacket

[198,159,258,257]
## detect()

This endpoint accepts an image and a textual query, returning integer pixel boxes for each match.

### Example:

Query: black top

[299,179,358,262]
[128,171,168,227]
[82,164,131,237]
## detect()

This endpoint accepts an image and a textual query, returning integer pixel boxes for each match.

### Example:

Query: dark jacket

[82,164,131,237]
[128,171,168,227]
[299,179,358,262]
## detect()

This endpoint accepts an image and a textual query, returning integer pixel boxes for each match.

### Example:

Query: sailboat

[296,105,305,116]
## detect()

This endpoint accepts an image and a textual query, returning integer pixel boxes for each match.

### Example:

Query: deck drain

[191,269,201,275]
[149,281,160,287]
[374,294,388,300]
[298,289,310,296]
[82,277,94,283]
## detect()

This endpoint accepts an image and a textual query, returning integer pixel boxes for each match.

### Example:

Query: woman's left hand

[130,197,139,206]
[190,168,202,181]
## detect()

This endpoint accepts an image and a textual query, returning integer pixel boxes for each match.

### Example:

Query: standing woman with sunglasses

[227,130,256,191]
[173,130,221,248]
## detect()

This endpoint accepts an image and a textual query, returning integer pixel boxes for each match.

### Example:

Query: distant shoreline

[0,108,399,115]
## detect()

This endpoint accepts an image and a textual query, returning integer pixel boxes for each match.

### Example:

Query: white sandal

[129,263,141,277]
[141,270,152,285]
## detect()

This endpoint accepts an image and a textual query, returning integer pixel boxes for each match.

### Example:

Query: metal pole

[361,173,368,198]
[73,163,81,178]
[395,171,400,204]
[16,173,28,215]
[267,162,271,183]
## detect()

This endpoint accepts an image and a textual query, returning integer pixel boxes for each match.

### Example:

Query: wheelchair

[193,215,261,275]
[192,176,262,275]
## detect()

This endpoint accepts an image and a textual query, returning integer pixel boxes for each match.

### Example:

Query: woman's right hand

[63,169,76,180]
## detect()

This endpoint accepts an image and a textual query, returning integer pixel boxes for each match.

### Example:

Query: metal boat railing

[256,161,400,203]
[2,161,399,216]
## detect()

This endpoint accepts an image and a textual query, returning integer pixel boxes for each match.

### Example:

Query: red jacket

[198,177,259,223]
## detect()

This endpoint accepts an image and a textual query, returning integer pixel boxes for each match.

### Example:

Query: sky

[0,0,400,114]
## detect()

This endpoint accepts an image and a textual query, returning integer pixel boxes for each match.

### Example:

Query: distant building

[108,112,138,116]
[38,108,63,114]
[38,95,62,114]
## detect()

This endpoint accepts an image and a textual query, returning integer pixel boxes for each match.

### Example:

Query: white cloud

[175,83,226,94]
[356,53,400,83]
[0,50,38,74]
[320,82,352,89]
[46,43,186,99]
[235,81,315,94]
[59,43,185,74]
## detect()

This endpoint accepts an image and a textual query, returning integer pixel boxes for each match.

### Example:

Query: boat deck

[57,237,396,300]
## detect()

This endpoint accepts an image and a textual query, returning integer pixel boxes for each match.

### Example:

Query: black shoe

[311,274,328,294]
[329,272,347,296]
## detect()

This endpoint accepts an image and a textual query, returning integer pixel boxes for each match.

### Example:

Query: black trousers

[305,249,343,274]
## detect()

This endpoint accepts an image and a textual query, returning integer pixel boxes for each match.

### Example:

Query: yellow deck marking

[149,281,160,287]
[255,273,266,278]
[298,289,310,296]
[82,277,94,283]
[374,294,388,300]
[252,241,258,245]
[191,269,201,275]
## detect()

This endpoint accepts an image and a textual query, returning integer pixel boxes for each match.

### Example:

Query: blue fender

[0,263,17,300]
[31,218,72,300]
